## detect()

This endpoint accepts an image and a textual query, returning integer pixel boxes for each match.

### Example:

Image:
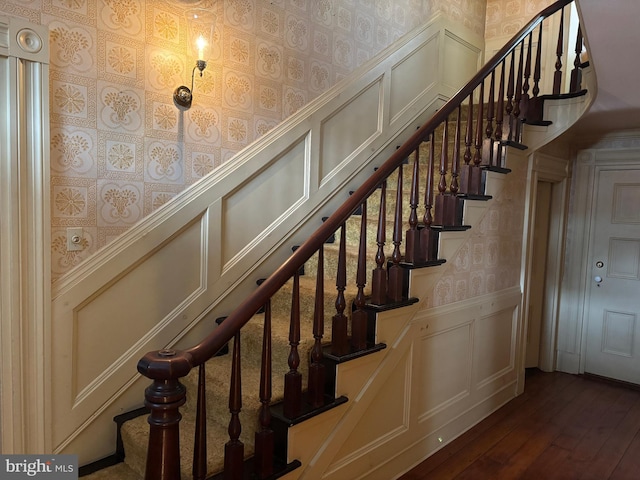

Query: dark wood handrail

[137,0,573,380]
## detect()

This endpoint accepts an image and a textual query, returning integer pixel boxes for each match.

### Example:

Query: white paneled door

[585,168,640,384]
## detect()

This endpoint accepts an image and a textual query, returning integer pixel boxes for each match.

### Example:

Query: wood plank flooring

[399,369,640,480]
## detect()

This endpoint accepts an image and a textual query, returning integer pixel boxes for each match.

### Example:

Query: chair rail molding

[0,15,51,454]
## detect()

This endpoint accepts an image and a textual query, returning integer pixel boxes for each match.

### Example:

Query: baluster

[143,376,185,480]
[308,246,326,407]
[331,224,349,355]
[193,364,207,480]
[570,25,583,92]
[520,32,533,121]
[224,332,243,480]
[513,40,525,142]
[283,272,302,418]
[533,23,543,99]
[553,7,565,95]
[494,60,506,168]
[474,81,484,170]
[254,299,274,479]
[451,105,461,196]
[388,165,404,302]
[434,117,455,226]
[438,118,448,197]
[351,201,368,350]
[405,150,421,264]
[370,181,387,305]
[460,92,476,196]
[527,24,545,124]
[505,50,515,142]
[482,70,495,167]
[420,133,437,261]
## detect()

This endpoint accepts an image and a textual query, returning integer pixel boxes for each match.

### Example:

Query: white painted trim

[0,16,50,454]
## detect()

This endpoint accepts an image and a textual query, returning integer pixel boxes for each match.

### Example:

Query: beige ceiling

[572,0,640,133]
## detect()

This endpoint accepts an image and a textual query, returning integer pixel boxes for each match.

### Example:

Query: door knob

[594,275,603,284]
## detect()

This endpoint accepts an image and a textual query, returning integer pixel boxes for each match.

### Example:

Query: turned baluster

[405,150,421,264]
[474,82,484,171]
[460,92,476,196]
[494,60,506,168]
[254,299,274,479]
[505,50,515,142]
[570,25,583,92]
[370,181,387,305]
[451,105,461,196]
[482,70,495,167]
[193,364,207,480]
[533,24,543,99]
[434,117,453,226]
[351,201,368,351]
[464,93,474,168]
[388,165,404,302]
[308,246,325,407]
[331,224,349,355]
[420,133,437,261]
[283,272,302,418]
[224,332,243,480]
[553,7,565,95]
[513,40,525,142]
[520,32,533,121]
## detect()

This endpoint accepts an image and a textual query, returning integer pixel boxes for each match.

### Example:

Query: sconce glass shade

[173,6,216,110]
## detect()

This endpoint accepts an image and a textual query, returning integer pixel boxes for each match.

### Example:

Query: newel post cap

[137,349,193,380]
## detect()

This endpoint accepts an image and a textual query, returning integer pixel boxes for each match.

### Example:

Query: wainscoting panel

[73,217,206,401]
[389,32,439,124]
[319,78,382,184]
[307,288,522,480]
[222,133,309,268]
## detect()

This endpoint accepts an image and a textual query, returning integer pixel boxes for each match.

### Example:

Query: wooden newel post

[138,349,192,480]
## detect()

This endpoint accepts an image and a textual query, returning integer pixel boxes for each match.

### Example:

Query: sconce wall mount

[173,59,207,110]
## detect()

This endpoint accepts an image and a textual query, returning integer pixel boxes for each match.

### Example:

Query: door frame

[520,150,571,382]
[556,143,640,375]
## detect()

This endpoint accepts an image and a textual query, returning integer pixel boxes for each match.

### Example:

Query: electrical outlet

[67,227,84,251]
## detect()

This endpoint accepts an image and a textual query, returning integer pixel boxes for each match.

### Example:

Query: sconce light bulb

[196,35,207,60]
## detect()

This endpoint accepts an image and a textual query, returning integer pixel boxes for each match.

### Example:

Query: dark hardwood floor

[399,369,640,480]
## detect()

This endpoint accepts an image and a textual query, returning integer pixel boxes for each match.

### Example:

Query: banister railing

[137,1,584,478]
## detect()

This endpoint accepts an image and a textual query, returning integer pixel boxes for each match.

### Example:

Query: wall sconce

[173,8,215,110]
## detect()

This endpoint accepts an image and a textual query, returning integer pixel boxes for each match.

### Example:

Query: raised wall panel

[73,217,206,400]
[602,310,636,357]
[333,349,410,465]
[474,308,515,388]
[221,135,308,267]
[389,34,438,123]
[418,324,472,420]
[442,30,481,92]
[319,80,382,184]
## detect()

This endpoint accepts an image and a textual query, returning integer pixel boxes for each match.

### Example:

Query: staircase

[78,1,593,479]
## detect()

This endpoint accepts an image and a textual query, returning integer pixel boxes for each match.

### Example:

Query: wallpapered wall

[485,0,554,39]
[0,0,487,282]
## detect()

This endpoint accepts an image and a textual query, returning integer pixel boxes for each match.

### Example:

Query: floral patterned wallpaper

[0,0,487,282]
[485,0,553,39]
